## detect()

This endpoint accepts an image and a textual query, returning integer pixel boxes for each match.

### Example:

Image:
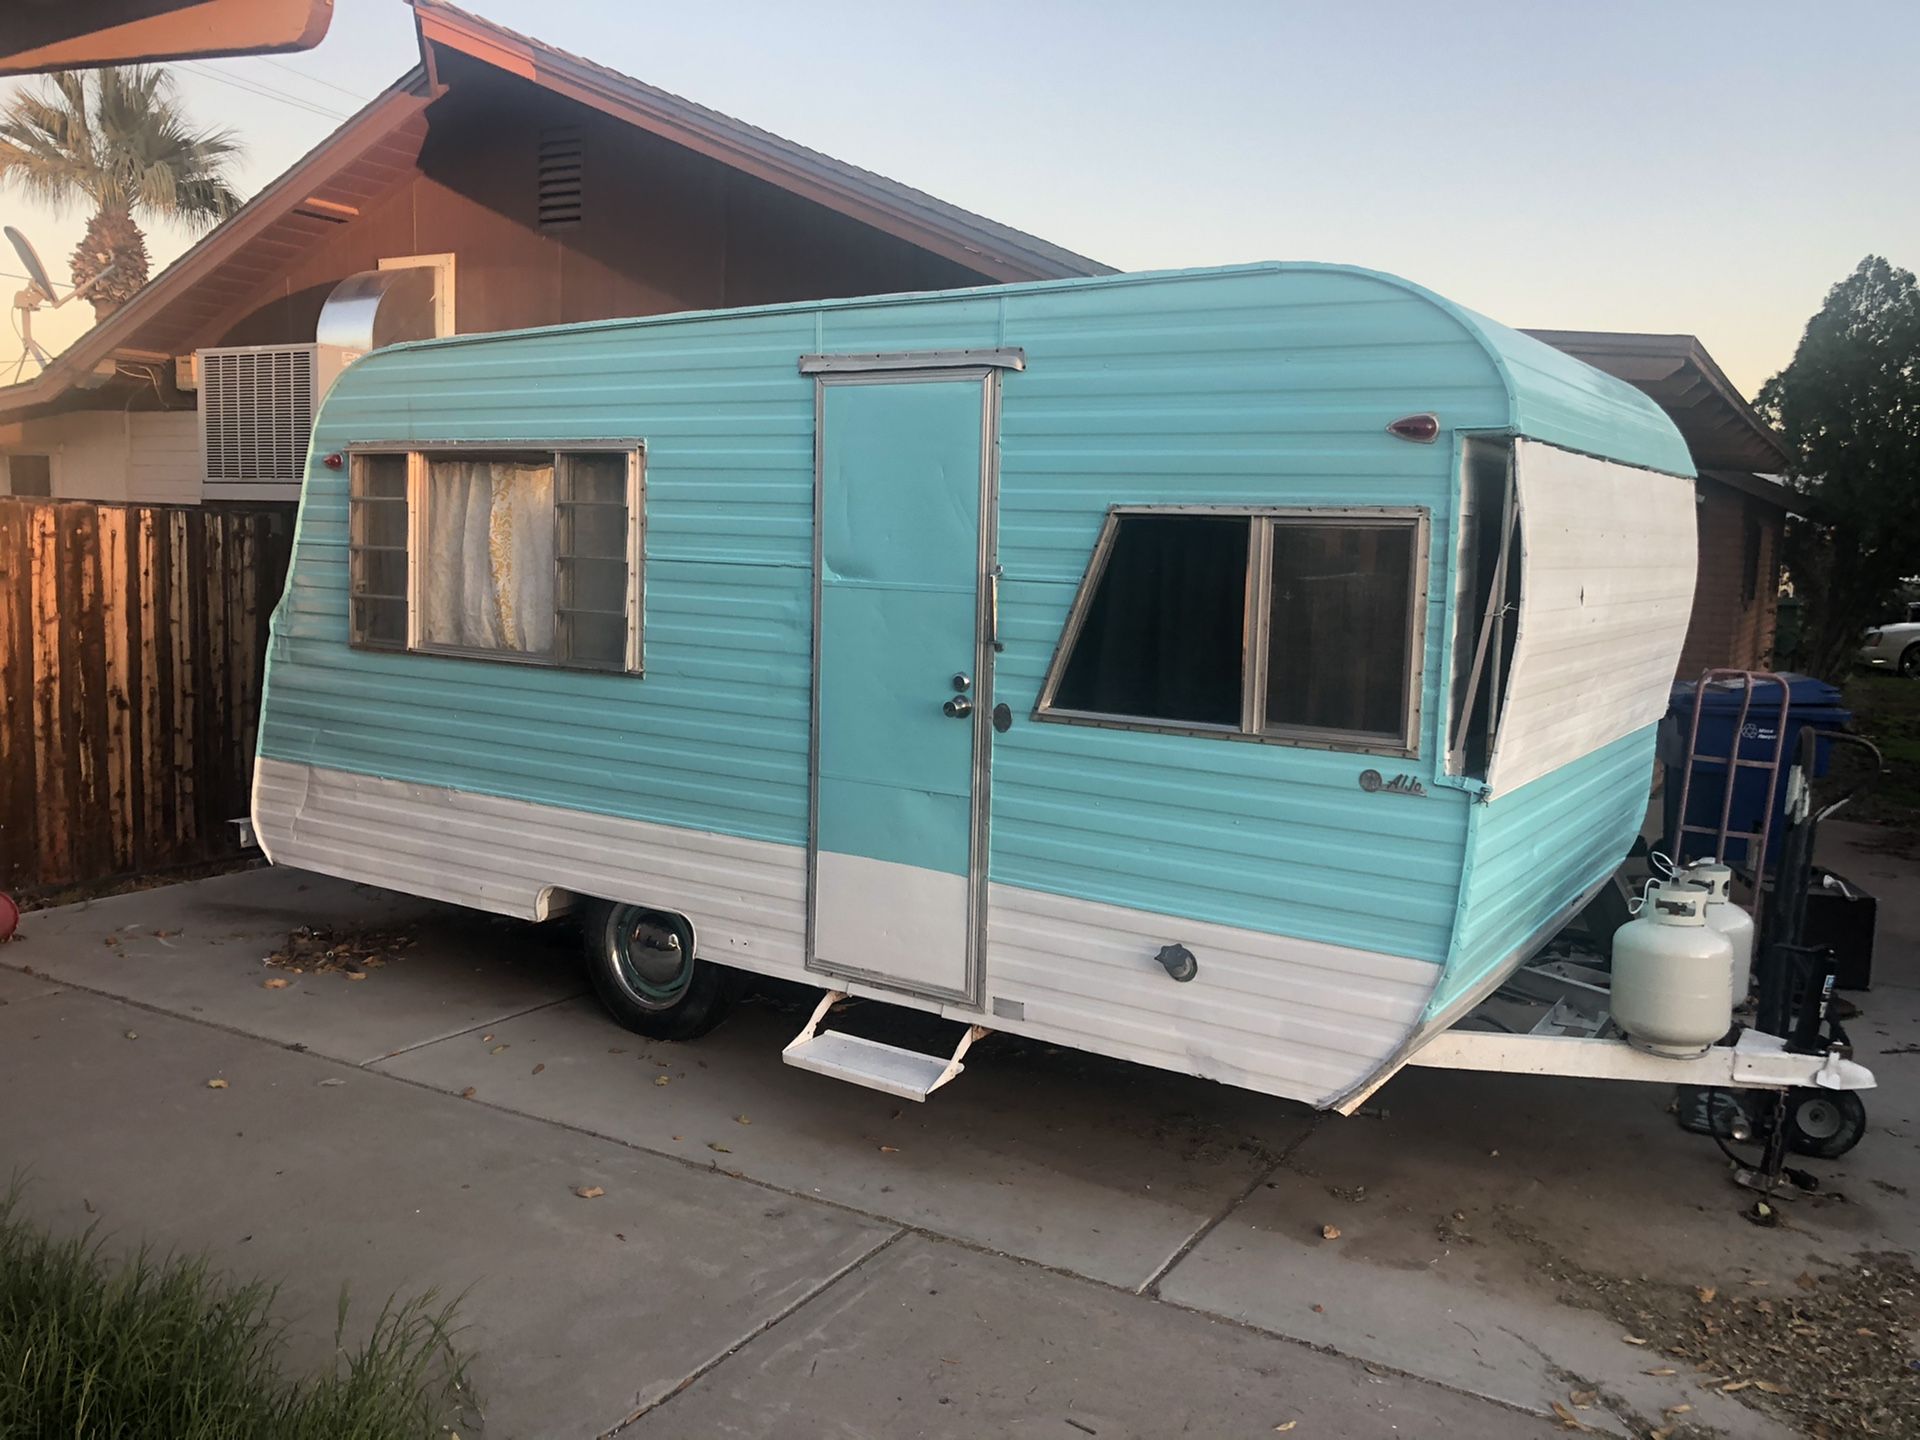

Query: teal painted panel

[815,378,982,877]
[258,261,1687,970]
[1426,724,1659,1017]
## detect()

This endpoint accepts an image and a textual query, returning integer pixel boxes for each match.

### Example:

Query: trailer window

[1446,438,1519,779]
[1050,515,1248,726]
[348,453,408,649]
[1265,520,1418,741]
[346,443,644,673]
[1039,506,1426,755]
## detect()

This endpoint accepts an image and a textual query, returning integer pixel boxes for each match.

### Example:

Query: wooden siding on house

[0,409,201,504]
[215,54,991,353]
[1676,476,1780,679]
[126,411,203,505]
[0,498,292,893]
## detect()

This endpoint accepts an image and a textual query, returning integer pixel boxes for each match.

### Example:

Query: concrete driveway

[2,823,1915,1438]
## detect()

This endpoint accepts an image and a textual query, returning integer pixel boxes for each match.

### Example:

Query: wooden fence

[0,499,294,894]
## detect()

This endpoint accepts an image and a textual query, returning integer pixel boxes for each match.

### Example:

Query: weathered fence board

[0,498,293,894]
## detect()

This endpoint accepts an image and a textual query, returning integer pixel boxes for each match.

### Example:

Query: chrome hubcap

[611,911,692,1009]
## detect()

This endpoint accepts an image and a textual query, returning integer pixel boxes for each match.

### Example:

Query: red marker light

[1387,413,1440,444]
[323,451,345,469]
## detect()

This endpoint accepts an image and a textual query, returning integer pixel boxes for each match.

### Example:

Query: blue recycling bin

[1660,674,1851,869]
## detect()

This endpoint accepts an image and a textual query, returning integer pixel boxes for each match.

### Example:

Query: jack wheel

[586,902,743,1041]
[1784,1088,1867,1159]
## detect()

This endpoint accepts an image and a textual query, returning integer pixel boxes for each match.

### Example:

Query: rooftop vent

[537,125,584,229]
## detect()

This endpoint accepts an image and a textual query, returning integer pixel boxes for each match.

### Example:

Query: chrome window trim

[345,451,411,653]
[798,348,1025,375]
[343,439,646,676]
[1445,436,1517,777]
[1034,503,1430,759]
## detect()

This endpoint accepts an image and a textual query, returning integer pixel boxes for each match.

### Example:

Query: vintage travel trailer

[253,262,1855,1112]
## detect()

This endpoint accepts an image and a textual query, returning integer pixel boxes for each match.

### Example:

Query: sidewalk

[3,834,1915,1437]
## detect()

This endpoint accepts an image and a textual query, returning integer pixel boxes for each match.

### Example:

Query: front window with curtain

[347,445,642,673]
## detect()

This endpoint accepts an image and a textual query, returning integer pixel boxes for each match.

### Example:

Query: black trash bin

[1660,674,1851,868]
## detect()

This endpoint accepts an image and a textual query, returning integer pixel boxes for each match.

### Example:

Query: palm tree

[0,67,242,319]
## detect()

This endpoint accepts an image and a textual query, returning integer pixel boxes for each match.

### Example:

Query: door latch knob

[942,695,974,719]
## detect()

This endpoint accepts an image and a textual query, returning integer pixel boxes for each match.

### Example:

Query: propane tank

[1610,882,1734,1059]
[1687,860,1754,1014]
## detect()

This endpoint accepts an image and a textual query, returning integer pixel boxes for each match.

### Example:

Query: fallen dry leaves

[262,977,290,990]
[1319,1224,1341,1241]
[573,1185,604,1199]
[1549,1400,1591,1431]
[265,923,416,977]
[205,1078,228,1089]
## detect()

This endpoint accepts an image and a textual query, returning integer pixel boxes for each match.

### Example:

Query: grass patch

[0,1191,476,1439]
[1836,673,1920,833]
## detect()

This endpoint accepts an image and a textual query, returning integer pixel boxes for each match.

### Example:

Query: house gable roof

[1522,329,1793,477]
[410,1,1112,286]
[0,1,1108,419]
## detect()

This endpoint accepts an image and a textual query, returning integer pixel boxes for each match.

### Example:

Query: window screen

[1042,507,1425,752]
[347,445,641,673]
[1050,515,1249,726]
[348,453,408,649]
[1266,522,1415,738]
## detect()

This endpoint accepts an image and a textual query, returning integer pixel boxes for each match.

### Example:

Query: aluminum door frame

[803,364,1003,1009]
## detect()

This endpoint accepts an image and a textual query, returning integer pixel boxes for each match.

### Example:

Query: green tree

[1758,255,1920,681]
[0,67,242,318]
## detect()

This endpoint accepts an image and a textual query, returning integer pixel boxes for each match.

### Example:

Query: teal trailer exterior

[252,263,1697,1109]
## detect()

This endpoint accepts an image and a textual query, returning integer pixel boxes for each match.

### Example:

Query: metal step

[781,990,987,1102]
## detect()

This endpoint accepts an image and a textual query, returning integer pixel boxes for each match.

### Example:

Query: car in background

[1858,619,1920,676]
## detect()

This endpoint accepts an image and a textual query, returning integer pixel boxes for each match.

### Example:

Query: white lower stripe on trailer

[251,757,811,973]
[1409,1026,1876,1092]
[254,757,1445,1106]
[984,883,1438,1105]
[812,849,970,997]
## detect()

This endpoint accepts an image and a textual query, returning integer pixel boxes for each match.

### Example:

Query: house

[1526,330,1797,677]
[0,0,1106,504]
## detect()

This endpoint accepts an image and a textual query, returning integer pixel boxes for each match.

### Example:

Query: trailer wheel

[586,902,743,1041]
[1784,1088,1867,1159]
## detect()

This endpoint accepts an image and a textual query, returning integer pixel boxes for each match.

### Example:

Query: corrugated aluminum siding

[260,267,1502,969]
[1426,724,1657,1018]
[1484,441,1697,796]
[259,263,1687,982]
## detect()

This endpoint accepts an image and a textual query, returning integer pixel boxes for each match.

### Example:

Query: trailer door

[806,366,1001,1006]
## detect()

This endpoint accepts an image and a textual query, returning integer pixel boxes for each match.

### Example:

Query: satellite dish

[5,225,54,302]
[4,224,117,384]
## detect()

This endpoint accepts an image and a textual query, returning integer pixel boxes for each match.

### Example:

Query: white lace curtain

[423,457,556,654]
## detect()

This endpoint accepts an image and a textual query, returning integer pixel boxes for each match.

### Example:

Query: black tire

[1901,643,1920,679]
[1784,1087,1867,1159]
[584,901,743,1040]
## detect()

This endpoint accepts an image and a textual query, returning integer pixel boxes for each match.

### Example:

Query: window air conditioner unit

[198,342,352,502]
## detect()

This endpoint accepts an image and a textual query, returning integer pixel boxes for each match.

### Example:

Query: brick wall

[1675,478,1780,680]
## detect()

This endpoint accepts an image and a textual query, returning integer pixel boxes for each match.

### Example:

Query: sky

[3,0,1917,397]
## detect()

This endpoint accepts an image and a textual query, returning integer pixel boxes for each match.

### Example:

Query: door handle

[942,695,974,719]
